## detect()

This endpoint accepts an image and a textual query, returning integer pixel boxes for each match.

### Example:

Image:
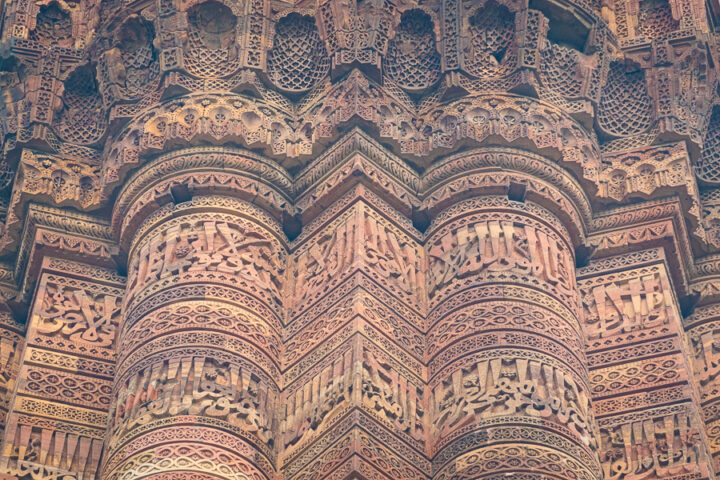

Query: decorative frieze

[0,0,719,478]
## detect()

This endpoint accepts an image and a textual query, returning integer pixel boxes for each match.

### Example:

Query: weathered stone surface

[0,0,719,478]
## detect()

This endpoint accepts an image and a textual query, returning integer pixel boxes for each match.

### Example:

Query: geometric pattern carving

[100,15,161,102]
[384,9,441,92]
[464,2,517,79]
[636,0,679,39]
[29,3,73,46]
[539,42,585,98]
[698,106,720,183]
[267,14,330,94]
[184,1,240,78]
[55,65,107,146]
[1,0,720,479]
[597,63,653,138]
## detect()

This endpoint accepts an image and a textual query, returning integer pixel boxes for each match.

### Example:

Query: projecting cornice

[0,128,705,308]
[2,2,720,478]
[0,0,719,304]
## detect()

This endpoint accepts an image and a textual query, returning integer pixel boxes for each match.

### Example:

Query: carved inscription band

[103,197,286,480]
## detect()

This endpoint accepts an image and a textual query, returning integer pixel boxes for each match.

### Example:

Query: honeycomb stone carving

[55,65,107,146]
[29,3,73,46]
[188,1,237,50]
[315,0,395,75]
[698,106,720,183]
[597,62,653,138]
[101,16,160,102]
[184,1,240,78]
[267,13,330,94]
[463,2,517,79]
[0,0,719,479]
[636,0,679,39]
[384,9,441,93]
[539,42,586,98]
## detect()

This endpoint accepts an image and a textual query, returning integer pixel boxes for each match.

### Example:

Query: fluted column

[426,195,601,480]
[102,195,286,480]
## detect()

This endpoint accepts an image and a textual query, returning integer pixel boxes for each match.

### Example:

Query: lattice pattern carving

[539,42,585,98]
[384,9,441,93]
[636,0,679,39]
[463,2,517,79]
[29,3,73,46]
[267,13,330,94]
[55,65,107,145]
[597,63,653,138]
[315,0,395,74]
[184,1,240,78]
[105,16,160,101]
[698,106,720,183]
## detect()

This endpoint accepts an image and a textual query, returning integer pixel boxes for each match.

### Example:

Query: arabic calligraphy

[38,283,120,347]
[583,271,672,339]
[128,219,284,301]
[427,219,574,300]
[599,411,706,479]
[431,358,595,447]
[111,357,275,445]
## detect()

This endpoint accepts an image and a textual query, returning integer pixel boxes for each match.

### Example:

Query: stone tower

[0,0,718,478]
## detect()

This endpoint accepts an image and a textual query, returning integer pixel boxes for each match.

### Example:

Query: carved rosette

[425,195,602,480]
[102,194,287,480]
